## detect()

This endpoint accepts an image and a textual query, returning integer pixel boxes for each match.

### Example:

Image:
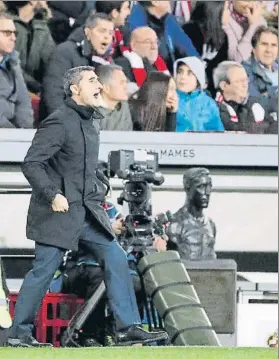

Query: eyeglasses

[228,78,249,85]
[0,30,17,37]
[136,40,159,46]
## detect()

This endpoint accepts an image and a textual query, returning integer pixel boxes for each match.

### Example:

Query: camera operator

[55,166,167,347]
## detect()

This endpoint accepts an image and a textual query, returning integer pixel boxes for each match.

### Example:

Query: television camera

[108,150,171,253]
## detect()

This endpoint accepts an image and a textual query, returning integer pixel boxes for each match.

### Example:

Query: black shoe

[7,336,53,348]
[115,325,168,346]
[81,337,103,347]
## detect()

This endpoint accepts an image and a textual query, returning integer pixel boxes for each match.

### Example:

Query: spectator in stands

[5,1,55,94]
[129,71,177,132]
[47,1,92,44]
[0,1,6,12]
[214,61,277,134]
[70,2,131,61]
[182,1,228,96]
[243,26,278,120]
[129,1,199,72]
[95,64,133,131]
[174,57,224,132]
[95,1,131,59]
[115,27,170,92]
[40,13,114,120]
[0,12,33,128]
[261,1,278,28]
[172,1,196,26]
[222,0,267,63]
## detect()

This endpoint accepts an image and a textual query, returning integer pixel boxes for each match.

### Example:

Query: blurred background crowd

[0,1,278,133]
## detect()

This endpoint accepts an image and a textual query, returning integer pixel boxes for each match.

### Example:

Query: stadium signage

[0,130,277,167]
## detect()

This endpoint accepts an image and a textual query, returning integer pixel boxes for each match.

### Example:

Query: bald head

[131,26,157,42]
[130,26,159,64]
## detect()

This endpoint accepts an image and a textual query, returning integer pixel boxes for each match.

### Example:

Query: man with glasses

[214,61,277,134]
[115,26,169,92]
[0,12,33,128]
[4,1,54,95]
[129,1,199,72]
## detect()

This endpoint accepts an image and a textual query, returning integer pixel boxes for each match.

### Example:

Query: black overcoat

[22,97,115,250]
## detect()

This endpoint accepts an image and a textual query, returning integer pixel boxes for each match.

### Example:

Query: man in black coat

[7,66,168,348]
[39,12,114,121]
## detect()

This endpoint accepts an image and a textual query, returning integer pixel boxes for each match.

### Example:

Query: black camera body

[108,150,165,252]
[108,150,163,185]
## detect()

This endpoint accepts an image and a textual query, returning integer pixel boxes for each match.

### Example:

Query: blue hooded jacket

[176,89,224,132]
[129,3,199,63]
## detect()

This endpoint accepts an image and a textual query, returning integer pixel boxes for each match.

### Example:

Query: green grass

[0,347,277,359]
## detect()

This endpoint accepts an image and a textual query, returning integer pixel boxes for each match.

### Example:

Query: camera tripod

[60,247,163,347]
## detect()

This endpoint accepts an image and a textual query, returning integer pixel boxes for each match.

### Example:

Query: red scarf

[216,92,265,123]
[215,92,239,122]
[114,28,170,87]
[174,1,192,22]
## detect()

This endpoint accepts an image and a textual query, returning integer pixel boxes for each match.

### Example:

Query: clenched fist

[51,194,69,213]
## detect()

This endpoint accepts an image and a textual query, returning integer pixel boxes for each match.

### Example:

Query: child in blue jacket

[174,57,224,132]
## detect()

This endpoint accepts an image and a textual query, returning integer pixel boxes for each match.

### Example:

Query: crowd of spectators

[0,1,278,133]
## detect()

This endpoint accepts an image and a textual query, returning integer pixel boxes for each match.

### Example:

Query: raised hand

[246,2,262,25]
[222,1,231,26]
[166,93,178,113]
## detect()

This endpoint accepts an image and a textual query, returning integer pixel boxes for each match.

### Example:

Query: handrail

[0,172,277,193]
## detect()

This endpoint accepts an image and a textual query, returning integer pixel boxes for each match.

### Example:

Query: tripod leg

[139,274,153,331]
[61,281,106,347]
[150,300,159,329]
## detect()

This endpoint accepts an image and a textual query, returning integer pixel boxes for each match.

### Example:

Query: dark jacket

[40,32,109,120]
[47,1,91,44]
[14,17,55,93]
[0,51,34,128]
[22,97,115,251]
[129,100,176,132]
[129,4,199,72]
[242,56,278,117]
[218,97,278,134]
